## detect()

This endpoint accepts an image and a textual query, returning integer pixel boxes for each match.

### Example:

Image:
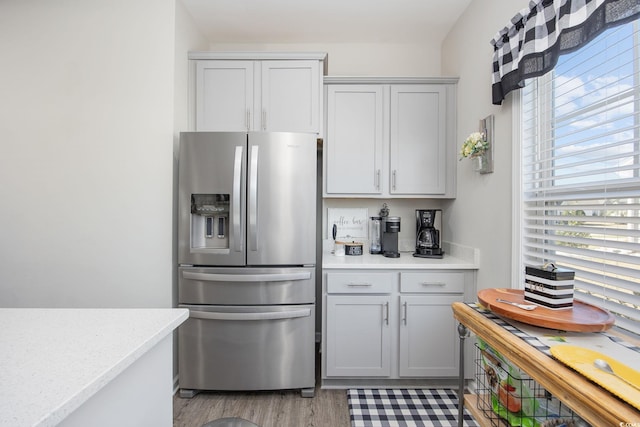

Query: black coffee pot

[413,209,443,258]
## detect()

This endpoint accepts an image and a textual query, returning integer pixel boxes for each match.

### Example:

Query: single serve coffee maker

[381,216,401,258]
[414,209,443,258]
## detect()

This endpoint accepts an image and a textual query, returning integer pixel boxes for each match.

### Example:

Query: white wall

[173,0,209,308]
[441,0,529,290]
[172,0,209,380]
[208,42,442,76]
[0,0,176,308]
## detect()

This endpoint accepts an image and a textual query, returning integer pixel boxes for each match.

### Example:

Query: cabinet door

[389,85,447,195]
[195,61,254,131]
[260,61,320,133]
[325,85,384,195]
[326,295,392,377]
[399,295,460,377]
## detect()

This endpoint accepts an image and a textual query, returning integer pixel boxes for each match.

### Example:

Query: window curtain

[491,0,640,105]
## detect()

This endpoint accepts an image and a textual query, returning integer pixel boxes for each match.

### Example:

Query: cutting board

[477,288,615,332]
[550,345,640,409]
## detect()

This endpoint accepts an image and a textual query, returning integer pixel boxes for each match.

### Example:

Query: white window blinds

[521,20,640,335]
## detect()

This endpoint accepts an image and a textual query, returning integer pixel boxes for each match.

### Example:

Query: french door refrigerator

[177,132,317,398]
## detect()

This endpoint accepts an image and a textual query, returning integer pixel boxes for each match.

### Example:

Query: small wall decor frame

[477,115,494,174]
[327,208,368,240]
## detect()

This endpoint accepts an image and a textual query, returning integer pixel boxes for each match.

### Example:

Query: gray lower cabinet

[326,295,394,377]
[324,271,396,377]
[399,295,460,377]
[322,269,475,385]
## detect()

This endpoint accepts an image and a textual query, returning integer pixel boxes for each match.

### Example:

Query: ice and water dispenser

[190,194,230,250]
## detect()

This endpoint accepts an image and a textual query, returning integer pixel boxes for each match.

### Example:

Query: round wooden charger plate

[477,288,615,332]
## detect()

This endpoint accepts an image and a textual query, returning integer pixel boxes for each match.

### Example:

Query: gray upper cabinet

[190,52,327,134]
[325,84,384,196]
[323,77,458,198]
[195,60,254,132]
[389,85,447,195]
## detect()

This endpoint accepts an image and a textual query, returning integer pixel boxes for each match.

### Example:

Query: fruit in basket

[498,381,522,413]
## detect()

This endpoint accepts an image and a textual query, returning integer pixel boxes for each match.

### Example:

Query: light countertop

[0,308,188,427]
[322,241,479,270]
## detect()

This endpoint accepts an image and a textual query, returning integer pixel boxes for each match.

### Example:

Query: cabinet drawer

[400,271,466,294]
[327,272,395,294]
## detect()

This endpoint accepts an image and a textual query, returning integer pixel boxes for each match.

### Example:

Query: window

[520,20,640,335]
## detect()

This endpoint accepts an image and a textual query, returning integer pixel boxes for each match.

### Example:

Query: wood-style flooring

[173,351,350,427]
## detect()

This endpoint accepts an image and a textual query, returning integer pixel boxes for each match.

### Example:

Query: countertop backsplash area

[320,198,481,267]
[442,241,479,263]
[322,198,449,248]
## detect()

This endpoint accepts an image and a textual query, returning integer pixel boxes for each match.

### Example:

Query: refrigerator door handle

[187,308,311,321]
[233,145,243,252]
[249,145,259,251]
[183,271,311,283]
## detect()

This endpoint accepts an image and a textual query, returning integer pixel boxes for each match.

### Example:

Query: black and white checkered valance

[491,0,640,105]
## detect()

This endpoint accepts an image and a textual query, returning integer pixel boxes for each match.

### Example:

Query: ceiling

[180,0,472,44]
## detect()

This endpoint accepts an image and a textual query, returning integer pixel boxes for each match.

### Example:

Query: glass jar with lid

[369,216,382,254]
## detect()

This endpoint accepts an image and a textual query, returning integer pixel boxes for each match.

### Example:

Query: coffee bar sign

[327,208,368,240]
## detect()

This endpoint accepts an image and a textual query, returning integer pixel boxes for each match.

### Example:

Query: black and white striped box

[524,265,574,310]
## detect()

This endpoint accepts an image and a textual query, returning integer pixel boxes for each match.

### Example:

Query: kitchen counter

[0,308,188,427]
[323,241,479,270]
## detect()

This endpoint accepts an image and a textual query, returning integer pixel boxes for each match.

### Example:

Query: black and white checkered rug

[348,389,478,427]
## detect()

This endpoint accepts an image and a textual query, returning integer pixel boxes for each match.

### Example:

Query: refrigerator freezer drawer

[178,304,315,392]
[178,266,315,305]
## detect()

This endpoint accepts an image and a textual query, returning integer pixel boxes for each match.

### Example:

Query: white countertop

[0,308,188,427]
[322,241,479,270]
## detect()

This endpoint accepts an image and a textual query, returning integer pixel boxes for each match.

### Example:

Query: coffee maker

[381,216,401,258]
[413,209,443,258]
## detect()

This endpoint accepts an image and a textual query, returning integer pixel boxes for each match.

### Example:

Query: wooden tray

[477,288,615,332]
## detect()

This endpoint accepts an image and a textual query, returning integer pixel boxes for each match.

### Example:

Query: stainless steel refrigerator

[177,132,317,398]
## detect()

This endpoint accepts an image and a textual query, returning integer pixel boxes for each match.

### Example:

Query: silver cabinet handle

[383,302,389,325]
[232,146,243,251]
[249,145,259,251]
[262,109,267,130]
[392,170,397,190]
[189,308,310,321]
[183,271,311,283]
[402,301,408,325]
[375,169,380,190]
[347,282,372,287]
[421,282,446,286]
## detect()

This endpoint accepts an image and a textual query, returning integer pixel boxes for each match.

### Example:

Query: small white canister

[334,241,345,256]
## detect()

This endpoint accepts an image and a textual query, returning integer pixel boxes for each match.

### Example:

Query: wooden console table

[452,302,640,427]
